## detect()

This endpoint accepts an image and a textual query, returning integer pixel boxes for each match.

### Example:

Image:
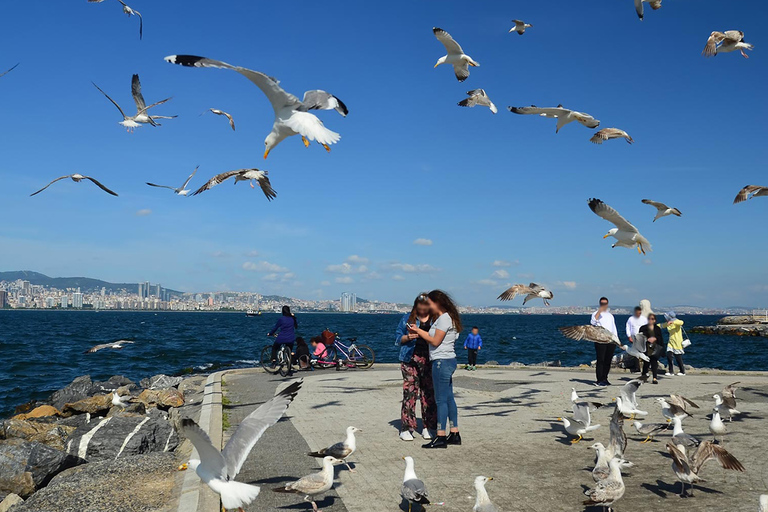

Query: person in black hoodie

[293,337,311,370]
[638,313,664,384]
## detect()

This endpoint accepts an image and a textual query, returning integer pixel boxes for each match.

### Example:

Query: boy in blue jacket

[463,326,482,371]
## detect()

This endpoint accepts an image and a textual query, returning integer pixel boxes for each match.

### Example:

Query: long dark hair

[407,292,430,325]
[282,305,298,328]
[427,290,462,333]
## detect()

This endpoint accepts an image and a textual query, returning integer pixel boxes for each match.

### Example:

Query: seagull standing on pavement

[472,476,498,512]
[274,456,341,512]
[665,441,745,498]
[401,456,430,512]
[307,426,361,472]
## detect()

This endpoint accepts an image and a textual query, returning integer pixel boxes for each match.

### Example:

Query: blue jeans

[432,358,458,431]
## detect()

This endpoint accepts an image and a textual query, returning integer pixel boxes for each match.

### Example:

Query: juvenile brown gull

[458,89,497,114]
[508,104,600,133]
[591,128,634,145]
[93,74,175,132]
[666,440,745,498]
[589,443,634,482]
[558,325,649,362]
[146,166,198,196]
[509,20,533,35]
[703,31,754,59]
[656,397,692,422]
[432,28,479,82]
[274,456,340,512]
[734,185,768,204]
[307,426,361,472]
[588,198,652,255]
[401,456,430,512]
[583,457,625,511]
[498,283,553,306]
[641,199,682,222]
[192,169,276,201]
[31,174,118,197]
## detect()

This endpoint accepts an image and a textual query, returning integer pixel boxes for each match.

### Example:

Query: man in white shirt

[591,296,617,386]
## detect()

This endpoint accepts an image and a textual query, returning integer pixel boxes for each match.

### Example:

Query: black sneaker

[422,436,447,449]
[446,432,462,445]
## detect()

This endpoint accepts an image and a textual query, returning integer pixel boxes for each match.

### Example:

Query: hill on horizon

[0,270,181,295]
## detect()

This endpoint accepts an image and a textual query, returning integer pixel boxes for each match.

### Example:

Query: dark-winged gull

[633,421,669,443]
[703,31,754,58]
[656,397,692,422]
[458,89,497,114]
[164,55,348,158]
[432,28,479,82]
[401,456,430,512]
[472,476,497,512]
[31,174,118,197]
[191,169,276,201]
[93,74,175,131]
[666,440,745,498]
[634,0,662,21]
[583,457,625,511]
[588,198,652,255]
[274,456,341,512]
[206,109,236,131]
[717,382,740,420]
[307,426,361,472]
[509,20,533,35]
[498,283,553,306]
[734,185,768,204]
[591,128,634,145]
[671,416,700,451]
[508,104,600,133]
[669,394,700,413]
[558,326,649,362]
[641,199,681,222]
[608,406,627,459]
[1,63,18,78]
[88,0,143,39]
[146,166,198,196]
[178,380,302,511]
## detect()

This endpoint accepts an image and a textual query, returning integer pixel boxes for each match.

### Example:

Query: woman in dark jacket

[638,312,664,384]
[268,305,297,361]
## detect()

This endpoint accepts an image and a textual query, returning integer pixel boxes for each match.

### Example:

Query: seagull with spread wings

[31,174,118,197]
[432,27,479,82]
[588,198,652,255]
[559,326,650,362]
[192,169,276,201]
[205,108,236,131]
[177,380,302,512]
[703,31,754,59]
[509,20,533,35]
[87,0,143,39]
[497,283,553,306]
[666,441,745,498]
[508,105,600,133]
[146,166,198,196]
[591,128,634,145]
[641,199,682,222]
[164,55,347,158]
[733,185,768,204]
[634,0,662,21]
[93,74,175,132]
[0,63,18,79]
[458,89,497,114]
[713,382,740,421]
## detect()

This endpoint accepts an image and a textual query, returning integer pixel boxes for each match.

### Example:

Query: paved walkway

[221,365,768,512]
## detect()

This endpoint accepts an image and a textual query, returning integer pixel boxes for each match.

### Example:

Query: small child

[310,336,328,362]
[463,326,482,371]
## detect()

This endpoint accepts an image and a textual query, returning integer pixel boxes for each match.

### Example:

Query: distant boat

[245,309,261,317]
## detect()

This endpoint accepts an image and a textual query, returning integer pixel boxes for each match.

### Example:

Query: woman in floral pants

[395,293,437,441]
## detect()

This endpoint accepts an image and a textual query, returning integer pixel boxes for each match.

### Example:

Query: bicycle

[312,335,375,370]
[260,336,294,377]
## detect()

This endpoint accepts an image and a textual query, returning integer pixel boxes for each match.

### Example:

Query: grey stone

[49,376,99,411]
[139,374,183,390]
[0,439,85,498]
[64,416,178,462]
[92,376,135,392]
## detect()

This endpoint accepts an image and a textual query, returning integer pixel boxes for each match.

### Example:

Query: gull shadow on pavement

[528,419,577,446]
[310,400,343,410]
[277,496,337,510]
[570,378,598,387]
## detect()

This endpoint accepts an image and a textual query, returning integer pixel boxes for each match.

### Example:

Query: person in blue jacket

[463,326,482,371]
[268,305,297,363]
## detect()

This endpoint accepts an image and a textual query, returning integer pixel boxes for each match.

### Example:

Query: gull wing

[192,170,241,195]
[146,183,176,190]
[634,0,644,20]
[572,402,592,426]
[164,55,301,114]
[30,175,73,196]
[703,32,725,57]
[508,105,569,118]
[588,198,638,233]
[723,30,745,43]
[255,173,277,202]
[0,63,19,78]
[665,442,692,473]
[620,379,643,406]
[733,185,767,204]
[181,166,199,189]
[721,382,739,409]
[210,109,236,131]
[497,284,531,301]
[117,0,142,39]
[84,176,118,196]
[309,441,350,459]
[222,380,302,478]
[402,479,430,504]
[301,90,349,117]
[139,97,172,115]
[178,418,227,480]
[642,199,669,211]
[287,470,329,493]
[282,111,340,146]
[433,27,464,55]
[609,407,627,457]
[591,128,631,144]
[669,394,699,410]
[93,82,127,119]
[572,111,600,128]
[690,441,745,474]
[131,74,147,113]
[559,325,619,345]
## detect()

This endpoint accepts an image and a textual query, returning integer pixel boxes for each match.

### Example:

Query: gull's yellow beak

[433,63,439,68]
[263,149,270,159]
[556,417,563,421]
[611,398,617,402]
[487,477,493,481]
[603,233,610,239]
[178,463,188,471]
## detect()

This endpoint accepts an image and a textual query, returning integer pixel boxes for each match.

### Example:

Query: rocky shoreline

[691,315,768,337]
[0,372,201,512]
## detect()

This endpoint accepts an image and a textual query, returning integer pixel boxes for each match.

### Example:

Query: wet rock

[61,394,112,417]
[0,420,75,451]
[49,376,100,411]
[12,406,60,421]
[136,388,184,409]
[64,416,178,462]
[0,439,85,498]
[139,374,183,390]
[0,493,23,512]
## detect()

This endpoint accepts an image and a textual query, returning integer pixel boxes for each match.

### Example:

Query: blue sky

[1,0,767,308]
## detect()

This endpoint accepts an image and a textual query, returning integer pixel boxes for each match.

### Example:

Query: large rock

[717,315,760,325]
[139,374,183,390]
[93,376,135,391]
[0,420,75,451]
[64,416,178,462]
[12,406,60,421]
[136,388,184,409]
[61,394,112,417]
[49,376,100,411]
[0,439,85,498]
[0,493,23,512]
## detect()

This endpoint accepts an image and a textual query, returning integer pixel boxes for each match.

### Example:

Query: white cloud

[242,261,289,273]
[492,269,510,279]
[335,276,354,284]
[413,238,433,246]
[347,255,369,264]
[392,275,405,281]
[492,259,516,267]
[387,263,440,273]
[135,209,152,216]
[326,262,368,274]
[263,272,295,282]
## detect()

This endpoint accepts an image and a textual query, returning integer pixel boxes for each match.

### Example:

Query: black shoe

[422,436,447,449]
[446,432,462,445]
[604,381,612,386]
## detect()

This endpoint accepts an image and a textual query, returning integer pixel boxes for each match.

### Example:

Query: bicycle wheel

[349,344,375,369]
[278,346,293,377]
[261,346,280,374]
[313,346,338,370]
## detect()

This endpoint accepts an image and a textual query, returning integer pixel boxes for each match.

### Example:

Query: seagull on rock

[497,283,553,306]
[164,55,348,158]
[458,89,497,114]
[88,0,143,39]
[588,198,652,255]
[641,199,681,222]
[401,456,430,512]
[509,20,533,35]
[31,174,118,197]
[634,0,662,21]
[274,456,341,512]
[178,380,302,512]
[733,185,768,204]
[703,31,754,59]
[591,128,634,145]
[307,426,361,472]
[146,166,198,196]
[432,27,479,82]
[192,169,276,201]
[93,74,175,131]
[111,391,133,409]
[508,105,600,133]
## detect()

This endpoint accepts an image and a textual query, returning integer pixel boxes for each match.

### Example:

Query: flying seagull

[588,198,651,254]
[307,426,361,472]
[0,63,19,79]
[274,456,341,512]
[192,169,276,201]
[472,476,498,512]
[509,20,533,35]
[508,105,600,133]
[401,456,430,512]
[641,199,681,222]
[178,380,302,512]
[31,174,118,197]
[497,283,553,306]
[146,166,198,196]
[164,55,347,158]
[204,108,236,131]
[666,441,745,498]
[591,128,634,145]
[93,74,175,131]
[85,339,134,353]
[458,89,497,114]
[733,185,768,204]
[703,31,754,59]
[87,0,143,40]
[432,27,479,82]
[559,325,650,362]
[634,0,662,21]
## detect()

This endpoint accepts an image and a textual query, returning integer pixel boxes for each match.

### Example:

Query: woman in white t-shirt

[408,289,462,449]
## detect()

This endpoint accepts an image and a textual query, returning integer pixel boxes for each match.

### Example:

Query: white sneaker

[399,431,414,441]
[676,373,686,377]
[421,428,432,440]
[665,372,673,376]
